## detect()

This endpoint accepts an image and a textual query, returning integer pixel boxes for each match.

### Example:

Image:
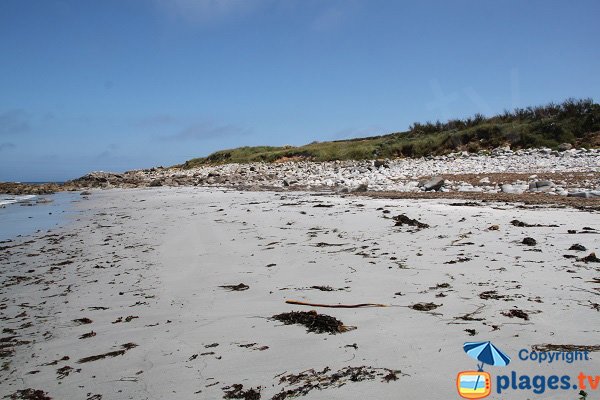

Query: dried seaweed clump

[409,302,441,312]
[532,344,600,352]
[272,310,351,334]
[392,214,429,229]
[272,366,402,400]
[6,389,52,400]
[501,309,529,320]
[219,283,250,291]
[222,384,261,400]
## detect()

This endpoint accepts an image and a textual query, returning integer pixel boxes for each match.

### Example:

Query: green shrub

[179,98,599,167]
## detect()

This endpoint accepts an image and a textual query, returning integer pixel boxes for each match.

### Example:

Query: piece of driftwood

[285,299,388,308]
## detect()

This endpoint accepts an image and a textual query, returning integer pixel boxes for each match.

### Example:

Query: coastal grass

[181,98,600,168]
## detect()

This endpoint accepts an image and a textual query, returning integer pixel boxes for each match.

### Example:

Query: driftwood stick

[285,299,388,308]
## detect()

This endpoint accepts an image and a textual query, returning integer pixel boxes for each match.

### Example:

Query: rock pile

[75,147,597,196]
[2,147,599,196]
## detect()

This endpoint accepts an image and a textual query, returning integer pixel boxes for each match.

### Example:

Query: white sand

[1,187,598,399]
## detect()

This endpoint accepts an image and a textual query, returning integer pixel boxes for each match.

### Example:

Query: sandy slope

[1,187,599,400]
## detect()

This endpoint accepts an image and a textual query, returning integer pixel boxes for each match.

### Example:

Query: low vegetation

[181,98,600,168]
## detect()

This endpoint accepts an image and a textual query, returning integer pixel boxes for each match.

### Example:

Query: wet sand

[1,187,599,399]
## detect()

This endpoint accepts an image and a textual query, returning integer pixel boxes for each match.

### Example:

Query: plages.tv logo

[457,341,511,399]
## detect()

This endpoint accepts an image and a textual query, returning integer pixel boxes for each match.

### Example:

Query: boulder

[567,191,600,198]
[501,184,515,193]
[558,143,573,151]
[529,181,555,191]
[71,171,124,186]
[374,159,389,168]
[352,183,368,192]
[422,176,445,191]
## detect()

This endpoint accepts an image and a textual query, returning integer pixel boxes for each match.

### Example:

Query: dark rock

[522,237,537,246]
[569,244,587,251]
[71,172,125,187]
[578,252,600,263]
[374,159,389,168]
[148,179,163,187]
[0,182,61,195]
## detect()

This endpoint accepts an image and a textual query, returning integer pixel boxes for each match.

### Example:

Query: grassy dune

[182,98,600,168]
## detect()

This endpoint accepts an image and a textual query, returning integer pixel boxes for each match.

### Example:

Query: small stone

[568,244,586,251]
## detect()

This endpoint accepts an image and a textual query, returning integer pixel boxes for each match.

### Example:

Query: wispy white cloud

[159,121,249,141]
[310,0,358,32]
[331,125,385,140]
[154,0,266,25]
[95,143,121,160]
[135,114,176,128]
[0,142,16,151]
[0,109,30,135]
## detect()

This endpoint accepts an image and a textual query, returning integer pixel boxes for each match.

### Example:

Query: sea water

[0,192,82,241]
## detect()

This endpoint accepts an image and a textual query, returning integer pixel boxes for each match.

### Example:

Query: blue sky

[1,0,599,181]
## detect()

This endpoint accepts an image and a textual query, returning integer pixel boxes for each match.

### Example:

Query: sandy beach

[1,187,599,399]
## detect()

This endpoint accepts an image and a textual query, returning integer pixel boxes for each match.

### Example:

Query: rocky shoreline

[2,147,599,199]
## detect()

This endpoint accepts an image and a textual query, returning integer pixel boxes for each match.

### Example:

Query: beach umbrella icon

[463,341,511,371]
[462,341,510,396]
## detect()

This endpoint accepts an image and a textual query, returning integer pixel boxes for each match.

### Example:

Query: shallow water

[0,192,82,241]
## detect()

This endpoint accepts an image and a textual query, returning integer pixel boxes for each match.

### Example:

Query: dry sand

[1,187,599,399]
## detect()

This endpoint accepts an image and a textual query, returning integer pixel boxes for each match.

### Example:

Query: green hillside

[181,98,600,168]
